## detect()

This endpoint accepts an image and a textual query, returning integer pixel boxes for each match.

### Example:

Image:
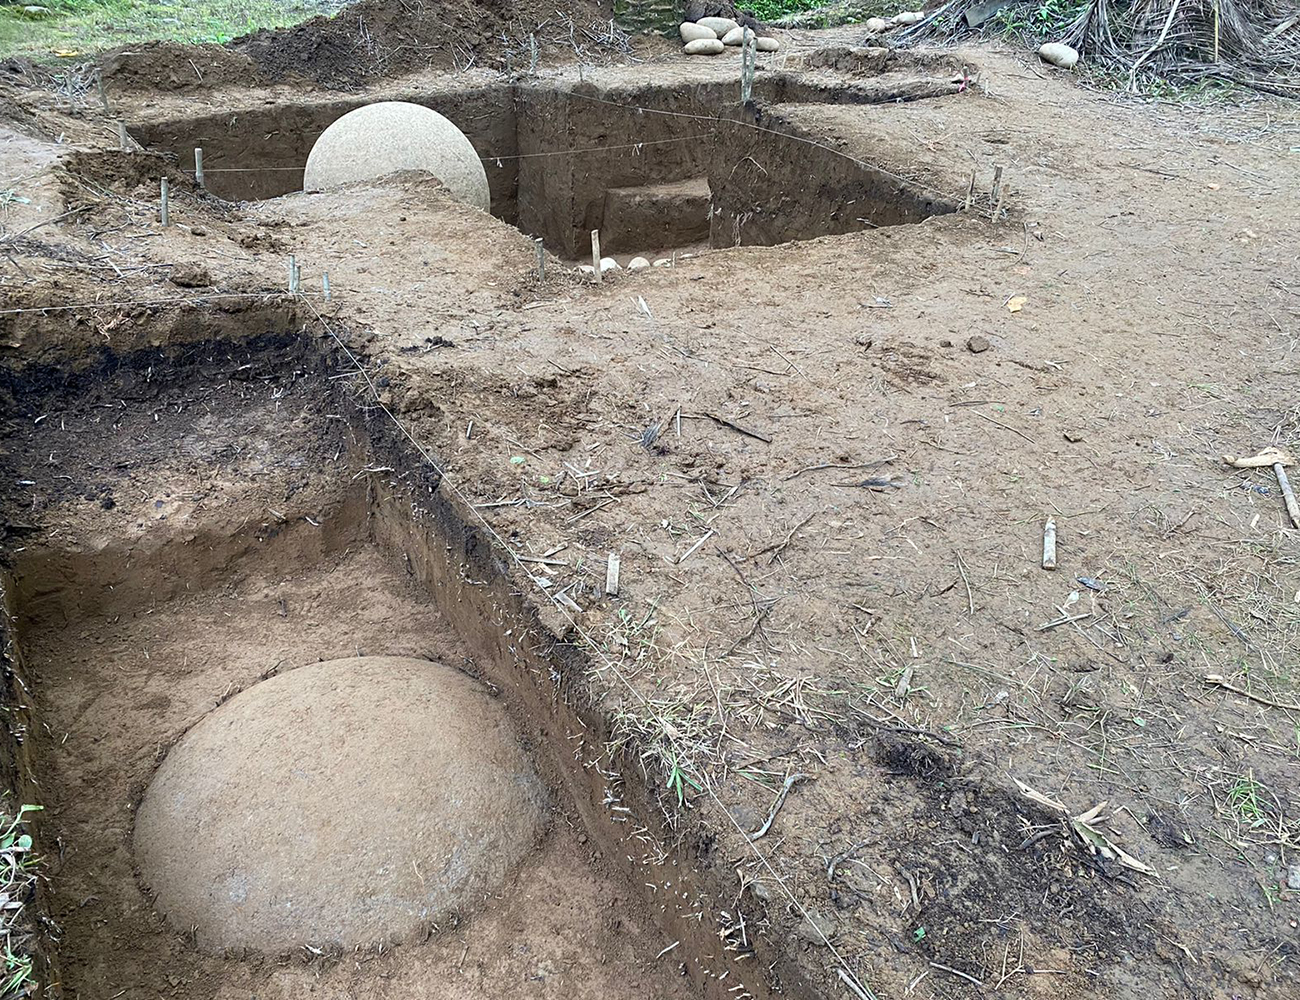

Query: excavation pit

[0,328,768,999]
[132,70,962,258]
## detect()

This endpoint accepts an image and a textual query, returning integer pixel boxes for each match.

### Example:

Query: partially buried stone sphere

[134,656,547,953]
[303,101,491,211]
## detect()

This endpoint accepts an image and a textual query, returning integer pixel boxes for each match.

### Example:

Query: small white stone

[599,257,621,273]
[721,26,744,45]
[652,258,672,268]
[755,36,779,52]
[684,38,725,55]
[628,257,651,270]
[865,16,889,32]
[1038,41,1079,69]
[892,10,924,24]
[579,264,595,276]
[679,21,718,43]
[697,16,739,35]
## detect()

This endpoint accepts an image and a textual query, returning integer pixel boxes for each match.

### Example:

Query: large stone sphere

[134,657,546,953]
[303,101,491,211]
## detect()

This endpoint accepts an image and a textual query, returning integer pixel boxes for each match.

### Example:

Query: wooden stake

[605,552,621,597]
[740,29,756,105]
[96,72,109,111]
[1042,518,1057,570]
[117,121,129,151]
[535,237,545,280]
[194,147,204,189]
[1275,462,1300,528]
[322,271,331,301]
[288,255,299,294]
[590,229,602,283]
[159,178,170,227]
[990,164,1004,204]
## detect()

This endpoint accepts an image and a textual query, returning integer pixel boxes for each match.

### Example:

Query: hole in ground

[0,325,801,1000]
[131,70,961,259]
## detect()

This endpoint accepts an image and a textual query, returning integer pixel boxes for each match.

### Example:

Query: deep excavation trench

[0,315,815,1000]
[131,69,961,258]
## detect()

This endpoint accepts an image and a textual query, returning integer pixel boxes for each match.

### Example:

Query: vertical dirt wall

[133,86,519,217]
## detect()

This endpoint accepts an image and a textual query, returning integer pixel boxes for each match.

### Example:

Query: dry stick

[747,512,816,563]
[704,412,772,443]
[590,229,601,283]
[784,456,896,481]
[676,528,715,565]
[747,773,808,841]
[973,408,1035,444]
[839,967,879,1000]
[1204,674,1300,712]
[1273,461,1300,527]
[929,961,985,988]
[1128,0,1184,91]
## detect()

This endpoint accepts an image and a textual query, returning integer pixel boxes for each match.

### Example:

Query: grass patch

[741,0,895,28]
[0,802,42,1000]
[0,0,344,61]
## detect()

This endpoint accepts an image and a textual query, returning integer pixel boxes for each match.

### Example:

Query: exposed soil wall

[132,86,520,216]
[709,105,957,246]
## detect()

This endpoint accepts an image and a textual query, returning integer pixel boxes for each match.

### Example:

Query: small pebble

[652,258,672,267]
[1063,429,1084,442]
[755,36,779,52]
[892,10,924,24]
[599,256,621,273]
[966,335,990,354]
[628,256,650,270]
[1287,864,1300,890]
[865,16,889,32]
[721,26,744,45]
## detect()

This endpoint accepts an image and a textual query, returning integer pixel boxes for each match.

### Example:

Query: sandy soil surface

[2,15,1298,1000]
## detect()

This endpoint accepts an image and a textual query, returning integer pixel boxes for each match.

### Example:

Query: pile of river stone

[861,10,926,34]
[679,16,780,56]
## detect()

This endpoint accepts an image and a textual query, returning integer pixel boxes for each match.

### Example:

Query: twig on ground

[747,772,809,840]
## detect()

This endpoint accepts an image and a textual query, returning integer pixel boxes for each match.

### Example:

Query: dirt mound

[134,656,548,953]
[233,0,612,88]
[93,0,617,94]
[98,40,264,94]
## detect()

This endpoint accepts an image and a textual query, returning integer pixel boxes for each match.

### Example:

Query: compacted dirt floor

[1,6,1298,1000]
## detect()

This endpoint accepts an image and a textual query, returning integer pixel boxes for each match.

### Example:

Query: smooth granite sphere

[134,656,546,952]
[303,101,491,211]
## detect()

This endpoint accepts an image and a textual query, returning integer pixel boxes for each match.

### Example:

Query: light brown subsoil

[1,18,1298,1000]
[2,360,700,1000]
